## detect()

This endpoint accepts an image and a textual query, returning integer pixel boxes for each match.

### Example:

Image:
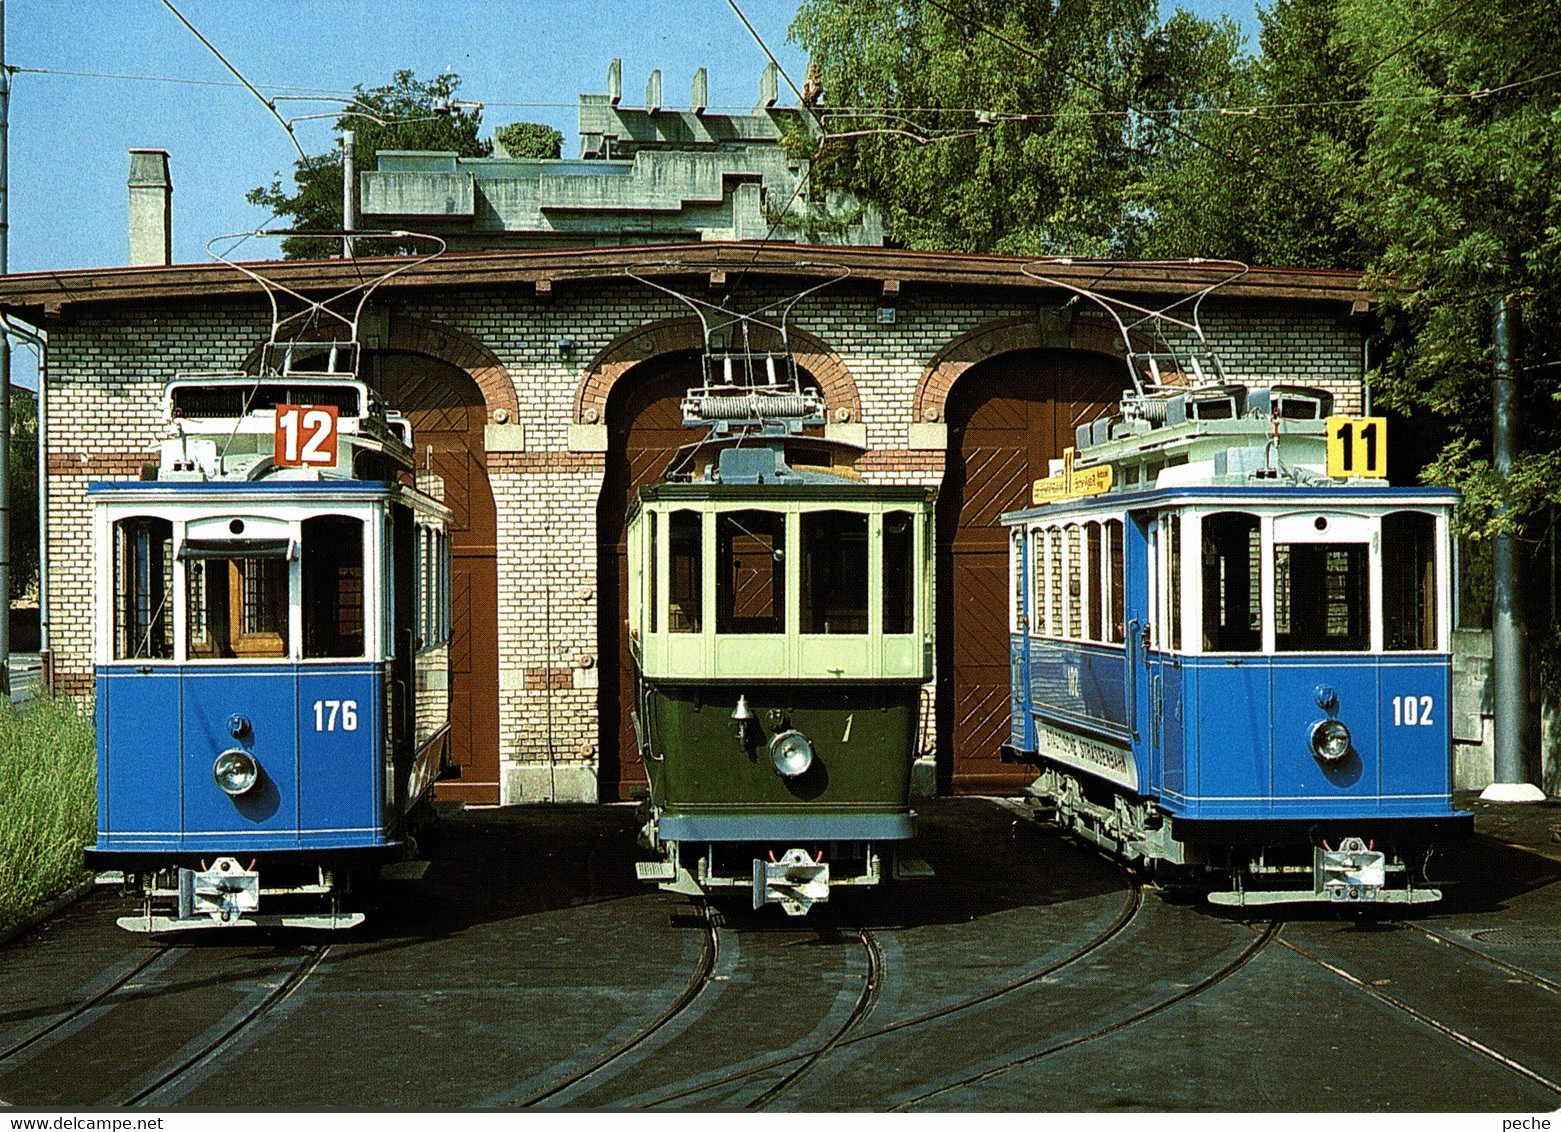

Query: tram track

[892,916,1282,1110]
[638,881,1147,1108]
[515,900,723,1107]
[119,944,332,1106]
[1277,929,1561,1102]
[0,944,177,1069]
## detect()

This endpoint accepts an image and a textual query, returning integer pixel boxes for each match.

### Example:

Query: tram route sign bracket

[1033,447,1113,505]
[274,404,340,468]
[1325,416,1388,479]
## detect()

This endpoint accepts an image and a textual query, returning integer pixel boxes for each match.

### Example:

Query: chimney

[127,149,172,267]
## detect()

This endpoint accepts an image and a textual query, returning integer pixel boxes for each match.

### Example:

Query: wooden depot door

[937,349,1122,793]
[597,352,705,801]
[369,352,501,804]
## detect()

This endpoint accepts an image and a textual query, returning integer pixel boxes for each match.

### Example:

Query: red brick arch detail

[236,314,520,421]
[385,314,519,421]
[575,317,862,425]
[913,315,1125,423]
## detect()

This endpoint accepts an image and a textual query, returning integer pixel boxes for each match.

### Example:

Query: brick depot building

[0,243,1375,804]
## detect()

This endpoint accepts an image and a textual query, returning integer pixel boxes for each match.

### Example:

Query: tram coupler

[178,857,260,922]
[753,849,830,916]
[1314,837,1386,902]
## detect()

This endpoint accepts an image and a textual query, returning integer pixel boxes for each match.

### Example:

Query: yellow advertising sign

[1032,448,1114,505]
[1325,416,1388,479]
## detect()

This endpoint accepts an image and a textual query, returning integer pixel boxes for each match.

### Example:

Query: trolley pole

[0,0,12,700]
[341,129,354,259]
[1483,294,1544,801]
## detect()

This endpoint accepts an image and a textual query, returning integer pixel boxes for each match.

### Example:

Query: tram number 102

[313,699,359,732]
[1391,695,1434,727]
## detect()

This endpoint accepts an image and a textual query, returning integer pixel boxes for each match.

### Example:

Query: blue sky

[3,0,1260,389]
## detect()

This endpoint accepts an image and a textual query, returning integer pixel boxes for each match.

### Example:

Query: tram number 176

[1392,695,1433,727]
[313,699,359,732]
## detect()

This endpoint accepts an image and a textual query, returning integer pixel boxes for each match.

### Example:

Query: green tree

[495,122,564,159]
[248,70,491,259]
[8,386,37,604]
[1137,0,1378,269]
[788,0,1244,255]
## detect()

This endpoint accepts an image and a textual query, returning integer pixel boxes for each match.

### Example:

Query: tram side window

[1107,519,1125,644]
[302,515,365,659]
[647,511,658,635]
[1030,528,1046,637]
[1167,514,1182,651]
[1085,522,1103,641]
[1066,525,1083,639]
[884,510,916,635]
[1010,529,1024,633]
[668,509,703,634]
[113,517,173,660]
[1276,540,1369,651]
[1202,512,1261,652]
[1048,528,1063,636]
[1383,512,1438,650]
[717,510,786,634]
[804,511,868,634]
[187,554,289,659]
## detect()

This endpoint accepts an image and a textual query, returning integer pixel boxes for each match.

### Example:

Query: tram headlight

[213,749,260,796]
[1310,719,1352,763]
[769,730,815,778]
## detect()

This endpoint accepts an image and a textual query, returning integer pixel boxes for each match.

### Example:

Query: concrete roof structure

[357,61,883,249]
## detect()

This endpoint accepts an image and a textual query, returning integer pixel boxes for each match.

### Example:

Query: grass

[0,695,96,931]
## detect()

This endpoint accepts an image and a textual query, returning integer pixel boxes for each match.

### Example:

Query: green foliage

[0,696,95,930]
[247,70,491,259]
[1137,0,1378,268]
[495,121,564,159]
[789,0,1244,255]
[9,386,37,603]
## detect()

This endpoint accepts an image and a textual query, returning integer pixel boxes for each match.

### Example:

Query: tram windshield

[186,553,290,659]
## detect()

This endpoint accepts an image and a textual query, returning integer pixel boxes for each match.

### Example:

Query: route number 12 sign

[274,404,340,468]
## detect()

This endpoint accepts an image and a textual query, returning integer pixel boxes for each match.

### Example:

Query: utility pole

[341,129,354,259]
[0,0,12,700]
[1483,294,1545,802]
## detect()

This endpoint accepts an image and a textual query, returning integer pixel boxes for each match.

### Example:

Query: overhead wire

[155,0,306,160]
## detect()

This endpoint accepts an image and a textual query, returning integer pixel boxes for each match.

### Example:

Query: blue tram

[1001,382,1472,906]
[86,371,453,931]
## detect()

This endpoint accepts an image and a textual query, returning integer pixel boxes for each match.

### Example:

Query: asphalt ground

[1,790,1560,1112]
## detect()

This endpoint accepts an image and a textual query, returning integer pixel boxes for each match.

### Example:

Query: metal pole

[0,0,12,700]
[341,129,354,259]
[1483,294,1543,800]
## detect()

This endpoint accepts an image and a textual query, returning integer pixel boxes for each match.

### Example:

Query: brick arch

[913,314,1125,423]
[236,313,520,422]
[575,317,862,425]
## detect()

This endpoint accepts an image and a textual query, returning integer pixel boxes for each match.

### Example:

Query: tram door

[939,349,1120,793]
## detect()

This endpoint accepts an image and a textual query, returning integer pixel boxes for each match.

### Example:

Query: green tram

[627,409,933,915]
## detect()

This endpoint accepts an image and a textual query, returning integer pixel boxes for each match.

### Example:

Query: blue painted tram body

[85,374,453,930]
[1001,391,1471,905]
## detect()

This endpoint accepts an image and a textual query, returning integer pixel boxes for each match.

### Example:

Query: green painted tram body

[626,480,934,913]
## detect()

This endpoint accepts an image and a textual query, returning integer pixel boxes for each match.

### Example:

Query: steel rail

[1276,933,1561,1100]
[1398,921,1561,998]
[892,917,1281,1110]
[644,882,1145,1107]
[0,944,177,1066]
[517,900,722,1107]
[745,925,885,1110]
[122,944,331,1107]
